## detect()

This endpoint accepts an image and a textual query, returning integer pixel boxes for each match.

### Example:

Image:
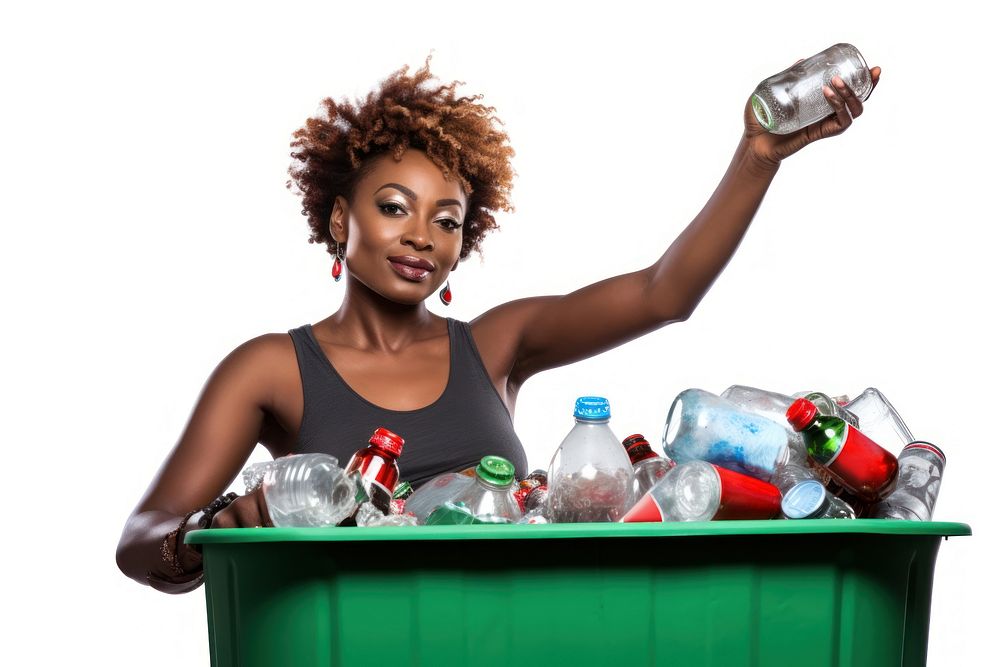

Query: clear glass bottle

[871,442,945,521]
[622,460,781,523]
[781,480,856,519]
[786,398,898,502]
[548,396,635,523]
[622,434,676,499]
[721,385,808,463]
[243,453,363,527]
[450,455,523,523]
[662,389,790,481]
[845,388,915,454]
[751,43,873,135]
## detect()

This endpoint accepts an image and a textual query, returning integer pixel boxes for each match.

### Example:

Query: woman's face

[331,149,467,306]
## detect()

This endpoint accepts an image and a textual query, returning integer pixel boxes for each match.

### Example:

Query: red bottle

[786,398,897,502]
[345,427,405,514]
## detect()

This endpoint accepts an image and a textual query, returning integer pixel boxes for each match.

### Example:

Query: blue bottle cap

[573,396,611,421]
[781,480,827,519]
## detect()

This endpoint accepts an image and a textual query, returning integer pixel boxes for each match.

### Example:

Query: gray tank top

[287,318,528,488]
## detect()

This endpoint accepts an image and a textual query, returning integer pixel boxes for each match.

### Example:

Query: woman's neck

[324,276,442,352]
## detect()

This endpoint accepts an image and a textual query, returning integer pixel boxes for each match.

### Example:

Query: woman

[116,56,880,593]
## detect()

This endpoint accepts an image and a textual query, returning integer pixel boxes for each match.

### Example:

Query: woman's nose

[401,217,433,250]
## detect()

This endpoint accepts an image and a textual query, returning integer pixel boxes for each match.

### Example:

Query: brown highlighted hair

[287,55,516,260]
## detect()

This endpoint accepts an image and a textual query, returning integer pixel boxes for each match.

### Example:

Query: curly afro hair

[287,55,516,261]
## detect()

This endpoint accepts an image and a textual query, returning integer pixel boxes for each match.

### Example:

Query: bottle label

[714,465,781,520]
[368,480,393,516]
[827,426,898,502]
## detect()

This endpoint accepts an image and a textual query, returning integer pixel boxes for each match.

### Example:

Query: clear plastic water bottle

[403,472,474,523]
[845,388,915,454]
[662,389,790,481]
[871,442,945,521]
[450,456,522,523]
[781,480,856,519]
[242,453,364,527]
[622,434,676,499]
[770,460,820,495]
[750,43,873,135]
[547,397,635,523]
[622,460,782,522]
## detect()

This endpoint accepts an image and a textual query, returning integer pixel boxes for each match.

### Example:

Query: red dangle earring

[331,241,345,282]
[438,280,452,306]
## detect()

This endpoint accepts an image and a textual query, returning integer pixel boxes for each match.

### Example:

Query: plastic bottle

[547,396,636,523]
[662,389,790,481]
[720,385,809,463]
[622,460,782,522]
[344,427,405,515]
[786,398,898,502]
[845,388,915,454]
[449,456,523,523]
[622,434,676,499]
[243,453,365,527]
[403,472,474,523]
[770,460,819,494]
[781,480,856,519]
[750,43,873,135]
[871,441,945,521]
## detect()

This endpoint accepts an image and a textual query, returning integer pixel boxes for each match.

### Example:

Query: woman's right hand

[209,486,275,528]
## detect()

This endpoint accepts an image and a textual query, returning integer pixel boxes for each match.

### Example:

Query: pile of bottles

[237,385,944,528]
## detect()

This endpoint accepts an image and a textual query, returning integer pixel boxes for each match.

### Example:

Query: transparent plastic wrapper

[404,472,474,523]
[781,480,855,519]
[242,453,365,527]
[845,387,915,454]
[547,397,635,523]
[622,460,781,522]
[871,442,945,521]
[720,385,808,463]
[750,43,873,135]
[450,456,522,523]
[662,389,789,481]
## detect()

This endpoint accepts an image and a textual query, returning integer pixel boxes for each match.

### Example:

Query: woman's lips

[388,259,432,281]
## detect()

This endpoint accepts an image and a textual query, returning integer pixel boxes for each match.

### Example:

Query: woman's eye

[379,203,406,216]
[437,218,462,230]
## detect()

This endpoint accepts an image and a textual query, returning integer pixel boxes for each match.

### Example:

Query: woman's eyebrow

[374,183,463,209]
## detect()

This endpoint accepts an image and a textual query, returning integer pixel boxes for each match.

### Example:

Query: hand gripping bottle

[622,434,676,499]
[449,456,522,523]
[622,460,781,522]
[750,43,874,135]
[547,397,635,523]
[663,389,790,482]
[786,398,898,502]
[242,453,365,527]
[344,427,405,515]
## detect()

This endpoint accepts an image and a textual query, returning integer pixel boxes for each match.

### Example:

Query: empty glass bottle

[662,389,790,481]
[751,43,873,135]
[845,387,915,454]
[622,433,676,499]
[344,427,405,515]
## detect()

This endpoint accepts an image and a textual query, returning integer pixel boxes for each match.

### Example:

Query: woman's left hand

[744,64,882,168]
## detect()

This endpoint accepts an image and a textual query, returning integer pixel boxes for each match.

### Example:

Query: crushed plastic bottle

[242,453,366,527]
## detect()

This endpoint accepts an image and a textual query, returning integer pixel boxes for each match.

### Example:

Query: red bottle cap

[786,398,819,432]
[369,427,404,457]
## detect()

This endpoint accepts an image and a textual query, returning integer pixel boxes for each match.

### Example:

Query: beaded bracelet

[159,492,240,578]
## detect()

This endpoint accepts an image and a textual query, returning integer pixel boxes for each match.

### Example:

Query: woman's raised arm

[115,335,285,593]
[475,67,880,388]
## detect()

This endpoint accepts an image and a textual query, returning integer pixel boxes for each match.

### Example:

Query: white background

[2,1,995,664]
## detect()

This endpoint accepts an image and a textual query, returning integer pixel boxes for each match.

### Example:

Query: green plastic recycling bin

[186,519,970,667]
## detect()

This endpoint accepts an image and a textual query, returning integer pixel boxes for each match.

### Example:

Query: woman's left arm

[476,67,880,388]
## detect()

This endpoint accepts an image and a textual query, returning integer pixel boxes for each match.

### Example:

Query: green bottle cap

[476,455,515,487]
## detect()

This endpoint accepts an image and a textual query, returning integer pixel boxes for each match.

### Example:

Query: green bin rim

[186,519,971,545]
